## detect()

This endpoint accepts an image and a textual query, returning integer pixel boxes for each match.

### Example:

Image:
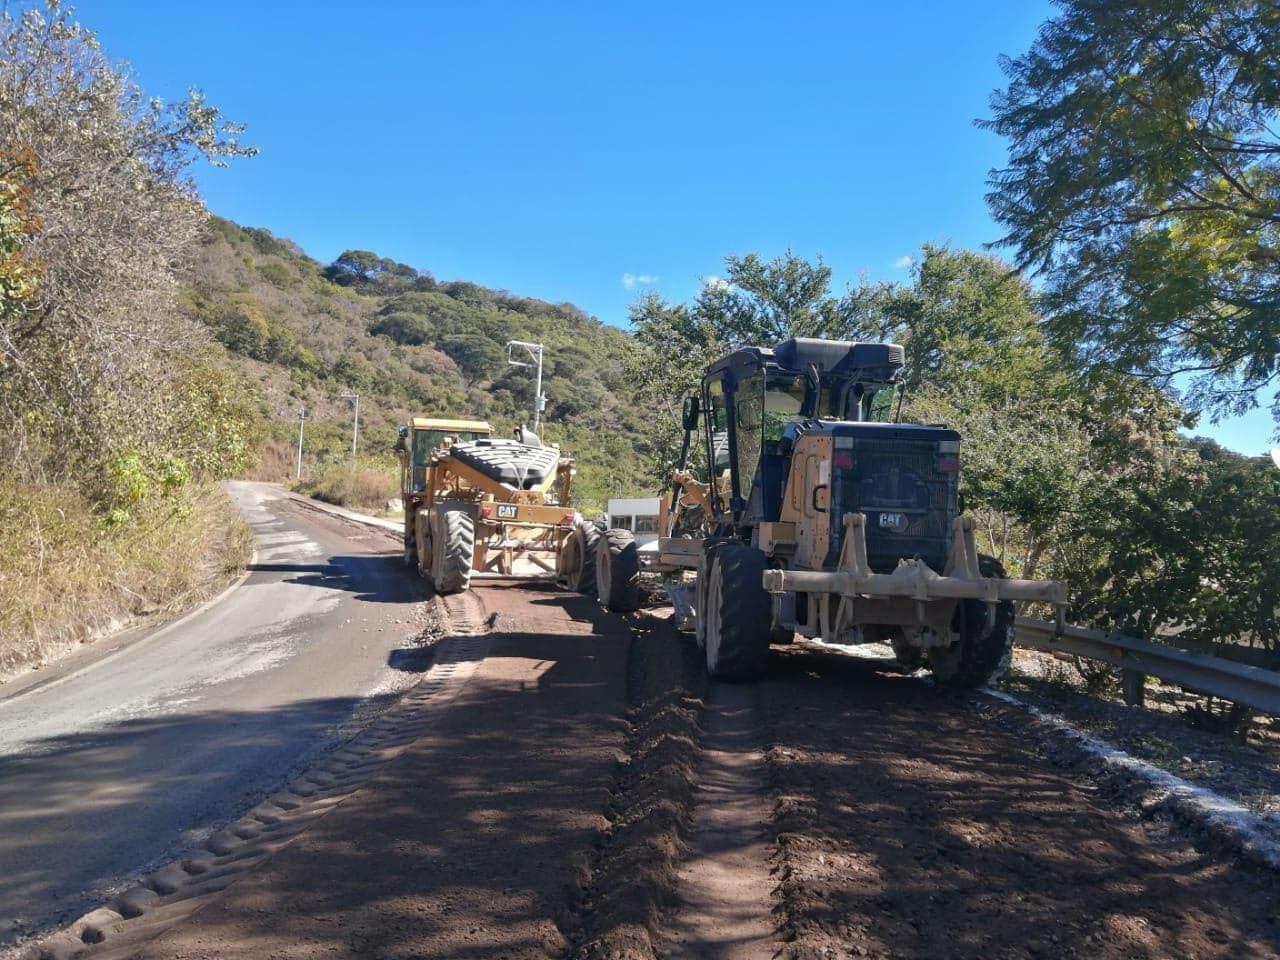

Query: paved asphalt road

[0,482,425,948]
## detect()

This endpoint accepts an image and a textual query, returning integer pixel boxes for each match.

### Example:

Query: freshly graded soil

[570,611,707,960]
[759,642,1280,960]
[127,582,633,960]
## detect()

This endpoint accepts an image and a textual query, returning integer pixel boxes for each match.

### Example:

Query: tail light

[934,454,959,473]
[561,512,576,524]
[478,503,495,518]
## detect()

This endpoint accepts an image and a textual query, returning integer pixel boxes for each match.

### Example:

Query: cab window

[705,377,730,481]
[733,373,764,495]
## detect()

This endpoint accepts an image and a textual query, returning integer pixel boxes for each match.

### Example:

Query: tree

[439,333,502,385]
[985,0,1280,429]
[0,146,41,336]
[694,251,847,343]
[323,250,428,293]
[0,0,255,489]
[846,245,1058,399]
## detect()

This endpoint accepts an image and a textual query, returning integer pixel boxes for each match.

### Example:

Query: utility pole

[505,340,546,434]
[295,407,307,479]
[340,392,360,461]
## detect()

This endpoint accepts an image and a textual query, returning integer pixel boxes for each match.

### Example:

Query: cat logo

[496,504,519,519]
[878,512,909,533]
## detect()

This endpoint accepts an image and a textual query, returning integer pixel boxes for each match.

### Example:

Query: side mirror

[397,424,409,438]
[681,395,700,431]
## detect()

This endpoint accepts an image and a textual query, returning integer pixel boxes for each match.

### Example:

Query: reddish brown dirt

[124,581,632,960]
[571,611,706,960]
[760,643,1280,960]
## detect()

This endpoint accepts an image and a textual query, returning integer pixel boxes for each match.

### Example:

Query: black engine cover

[824,422,959,572]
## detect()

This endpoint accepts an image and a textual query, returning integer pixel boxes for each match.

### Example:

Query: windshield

[860,383,898,422]
[410,429,487,491]
[763,374,806,451]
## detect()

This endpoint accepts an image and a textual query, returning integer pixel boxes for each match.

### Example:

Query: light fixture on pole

[505,340,546,434]
[340,392,360,460]
[295,407,307,480]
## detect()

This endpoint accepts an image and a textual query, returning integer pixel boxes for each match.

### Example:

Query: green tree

[439,333,502,385]
[985,0,1280,428]
[1,0,255,485]
[696,251,846,343]
[847,245,1059,399]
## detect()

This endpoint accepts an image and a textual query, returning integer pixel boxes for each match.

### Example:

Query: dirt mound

[571,612,707,960]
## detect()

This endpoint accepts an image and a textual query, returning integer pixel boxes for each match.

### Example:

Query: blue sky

[76,0,1276,454]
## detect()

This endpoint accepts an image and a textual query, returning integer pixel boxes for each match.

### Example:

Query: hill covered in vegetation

[182,217,649,509]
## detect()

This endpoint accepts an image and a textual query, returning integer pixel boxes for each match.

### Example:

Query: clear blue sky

[76,0,1276,454]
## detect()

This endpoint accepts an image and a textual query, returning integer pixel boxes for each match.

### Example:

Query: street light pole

[295,408,306,480]
[505,340,546,434]
[340,392,360,461]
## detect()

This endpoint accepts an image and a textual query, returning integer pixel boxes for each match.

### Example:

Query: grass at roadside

[296,461,399,514]
[0,481,252,680]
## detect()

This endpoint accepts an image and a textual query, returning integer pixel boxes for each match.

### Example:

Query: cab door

[778,434,832,569]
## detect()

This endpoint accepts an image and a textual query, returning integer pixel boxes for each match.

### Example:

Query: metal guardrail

[1016,617,1280,716]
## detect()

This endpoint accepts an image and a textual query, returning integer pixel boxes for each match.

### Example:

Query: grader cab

[596,338,1067,685]
[395,417,593,594]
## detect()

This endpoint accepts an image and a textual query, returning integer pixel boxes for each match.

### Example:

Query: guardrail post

[1120,668,1146,707]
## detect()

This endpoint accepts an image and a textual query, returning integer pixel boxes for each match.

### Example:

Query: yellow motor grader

[596,338,1068,686]
[395,417,597,594]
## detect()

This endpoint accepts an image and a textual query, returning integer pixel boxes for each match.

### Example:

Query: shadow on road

[758,641,1280,959]
[248,552,422,606]
[86,583,632,959]
[0,692,395,947]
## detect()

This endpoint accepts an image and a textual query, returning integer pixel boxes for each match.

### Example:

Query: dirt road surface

[760,642,1280,959]
[0,482,428,949]
[120,582,633,960]
[6,496,1278,960]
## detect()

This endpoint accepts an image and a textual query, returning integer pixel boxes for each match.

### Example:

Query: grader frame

[397,417,584,593]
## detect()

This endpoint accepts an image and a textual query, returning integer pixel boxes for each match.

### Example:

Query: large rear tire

[703,542,772,679]
[596,528,640,612]
[928,555,1014,689]
[431,509,475,595]
[557,520,600,594]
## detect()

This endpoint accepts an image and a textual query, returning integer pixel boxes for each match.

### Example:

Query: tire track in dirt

[661,681,777,960]
[760,644,1280,960]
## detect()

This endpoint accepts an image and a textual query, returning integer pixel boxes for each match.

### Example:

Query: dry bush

[299,462,398,512]
[242,438,297,482]
[0,481,251,678]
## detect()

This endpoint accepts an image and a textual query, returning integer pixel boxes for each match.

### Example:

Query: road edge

[985,688,1280,871]
[8,594,491,960]
[0,547,258,707]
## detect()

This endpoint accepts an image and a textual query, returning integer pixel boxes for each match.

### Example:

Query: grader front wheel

[557,520,600,594]
[928,555,1015,689]
[702,542,772,679]
[596,528,640,612]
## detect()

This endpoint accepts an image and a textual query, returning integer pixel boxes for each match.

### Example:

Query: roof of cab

[411,417,493,432]
[704,338,905,380]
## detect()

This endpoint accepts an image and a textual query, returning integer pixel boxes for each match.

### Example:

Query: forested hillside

[183,217,648,508]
